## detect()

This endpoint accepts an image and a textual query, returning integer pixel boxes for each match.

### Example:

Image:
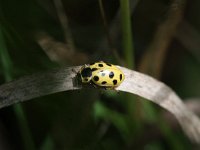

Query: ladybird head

[78,66,93,83]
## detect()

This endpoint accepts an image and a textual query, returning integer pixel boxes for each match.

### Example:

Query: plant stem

[119,0,142,138]
[120,0,135,69]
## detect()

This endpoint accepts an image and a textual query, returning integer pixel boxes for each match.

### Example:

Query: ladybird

[78,61,125,89]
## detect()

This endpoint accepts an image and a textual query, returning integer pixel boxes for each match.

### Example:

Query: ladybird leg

[90,82,98,88]
[104,87,108,90]
[104,87,113,90]
[92,84,97,88]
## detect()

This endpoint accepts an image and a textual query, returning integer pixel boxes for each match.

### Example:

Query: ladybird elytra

[91,68,124,88]
[88,61,119,71]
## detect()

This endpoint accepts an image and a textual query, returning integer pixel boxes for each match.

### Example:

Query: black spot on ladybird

[94,76,99,81]
[113,80,117,85]
[92,68,98,71]
[98,64,103,67]
[109,72,114,78]
[120,74,122,81]
[101,81,107,84]
[106,63,112,66]
[84,78,88,81]
[81,68,92,77]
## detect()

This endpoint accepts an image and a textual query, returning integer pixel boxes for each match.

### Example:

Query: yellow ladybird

[78,61,125,89]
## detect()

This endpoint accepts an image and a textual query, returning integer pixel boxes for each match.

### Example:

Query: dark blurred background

[0,0,200,149]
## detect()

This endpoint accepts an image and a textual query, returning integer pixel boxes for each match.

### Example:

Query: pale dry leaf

[0,66,200,144]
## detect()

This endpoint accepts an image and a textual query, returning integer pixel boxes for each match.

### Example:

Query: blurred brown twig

[138,0,186,78]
